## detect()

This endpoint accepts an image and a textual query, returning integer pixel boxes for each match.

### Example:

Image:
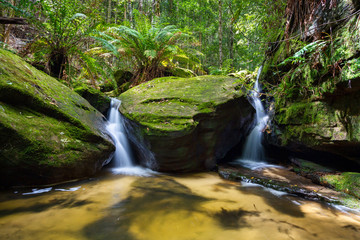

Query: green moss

[74,84,110,114]
[119,75,246,136]
[321,172,360,199]
[0,49,114,185]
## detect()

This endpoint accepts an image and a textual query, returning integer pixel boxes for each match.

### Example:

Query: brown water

[0,172,359,240]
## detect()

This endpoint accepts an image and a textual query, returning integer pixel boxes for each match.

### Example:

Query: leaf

[144,50,157,59]
[70,13,87,21]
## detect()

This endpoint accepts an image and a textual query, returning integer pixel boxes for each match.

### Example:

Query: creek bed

[0,172,359,240]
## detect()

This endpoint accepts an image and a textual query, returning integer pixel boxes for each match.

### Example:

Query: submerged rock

[119,76,255,172]
[0,49,115,187]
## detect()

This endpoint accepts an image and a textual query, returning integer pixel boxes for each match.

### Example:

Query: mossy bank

[119,75,255,172]
[262,1,360,170]
[0,49,115,187]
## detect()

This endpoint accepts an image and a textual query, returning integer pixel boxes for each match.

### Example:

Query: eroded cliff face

[119,76,255,172]
[0,49,115,187]
[262,0,360,168]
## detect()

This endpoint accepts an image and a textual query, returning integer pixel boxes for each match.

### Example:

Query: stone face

[262,1,360,169]
[74,85,111,115]
[0,49,115,187]
[119,76,255,172]
[266,95,360,168]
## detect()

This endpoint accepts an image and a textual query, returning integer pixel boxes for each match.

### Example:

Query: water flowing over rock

[105,98,155,176]
[233,67,272,170]
[119,76,255,172]
[0,49,115,187]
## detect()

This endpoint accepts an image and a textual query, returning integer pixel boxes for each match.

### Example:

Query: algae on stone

[119,75,255,172]
[262,1,360,168]
[321,172,360,199]
[0,49,114,186]
[120,76,246,136]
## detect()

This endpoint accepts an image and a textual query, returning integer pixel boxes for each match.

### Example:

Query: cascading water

[234,67,279,170]
[106,98,133,168]
[106,98,155,176]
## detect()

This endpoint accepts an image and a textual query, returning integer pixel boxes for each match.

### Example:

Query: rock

[114,69,133,86]
[0,49,115,187]
[119,76,255,172]
[218,165,360,209]
[262,1,360,170]
[266,98,360,169]
[321,172,360,199]
[74,85,111,115]
[290,158,360,199]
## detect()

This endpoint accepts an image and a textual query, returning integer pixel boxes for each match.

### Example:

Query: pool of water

[0,172,359,240]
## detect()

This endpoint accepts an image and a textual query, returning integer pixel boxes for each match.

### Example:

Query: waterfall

[241,66,269,161]
[234,67,278,170]
[106,98,134,168]
[106,98,155,176]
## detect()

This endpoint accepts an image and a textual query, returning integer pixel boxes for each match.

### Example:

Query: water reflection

[0,172,359,240]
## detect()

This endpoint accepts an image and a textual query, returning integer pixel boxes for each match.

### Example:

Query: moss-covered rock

[321,172,360,199]
[74,85,110,115]
[119,75,255,172]
[0,49,115,187]
[262,1,360,170]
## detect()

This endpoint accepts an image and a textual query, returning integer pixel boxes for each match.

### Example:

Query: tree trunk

[107,0,111,24]
[124,1,127,20]
[139,0,144,13]
[168,0,173,14]
[218,0,223,67]
[128,0,133,23]
[49,49,68,79]
[229,1,234,62]
[155,0,160,17]
[151,0,155,23]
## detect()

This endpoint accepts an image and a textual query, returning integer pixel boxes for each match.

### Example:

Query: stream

[1,83,360,240]
[0,172,360,240]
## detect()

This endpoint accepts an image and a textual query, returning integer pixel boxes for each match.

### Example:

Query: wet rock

[119,76,255,172]
[218,165,360,208]
[262,0,360,170]
[74,85,111,115]
[0,49,115,187]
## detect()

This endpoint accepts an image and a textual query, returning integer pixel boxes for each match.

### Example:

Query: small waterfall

[106,98,133,168]
[235,67,279,170]
[242,66,269,161]
[106,98,155,176]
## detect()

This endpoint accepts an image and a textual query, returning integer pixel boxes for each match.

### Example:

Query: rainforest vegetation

[0,0,286,90]
[1,1,360,238]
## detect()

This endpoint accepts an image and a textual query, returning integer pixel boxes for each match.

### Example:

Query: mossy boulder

[74,85,110,115]
[266,97,360,169]
[0,49,115,187]
[119,76,255,172]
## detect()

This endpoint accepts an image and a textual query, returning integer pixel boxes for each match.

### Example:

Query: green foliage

[266,39,341,108]
[1,0,112,88]
[321,172,360,199]
[209,59,234,75]
[279,40,327,66]
[95,11,201,84]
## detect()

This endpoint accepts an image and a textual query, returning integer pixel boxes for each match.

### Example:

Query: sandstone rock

[0,49,115,187]
[119,76,255,172]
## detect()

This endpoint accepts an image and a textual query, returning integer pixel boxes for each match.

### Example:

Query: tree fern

[94,12,202,84]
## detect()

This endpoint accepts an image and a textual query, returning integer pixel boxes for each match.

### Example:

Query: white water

[106,98,155,176]
[234,67,280,170]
